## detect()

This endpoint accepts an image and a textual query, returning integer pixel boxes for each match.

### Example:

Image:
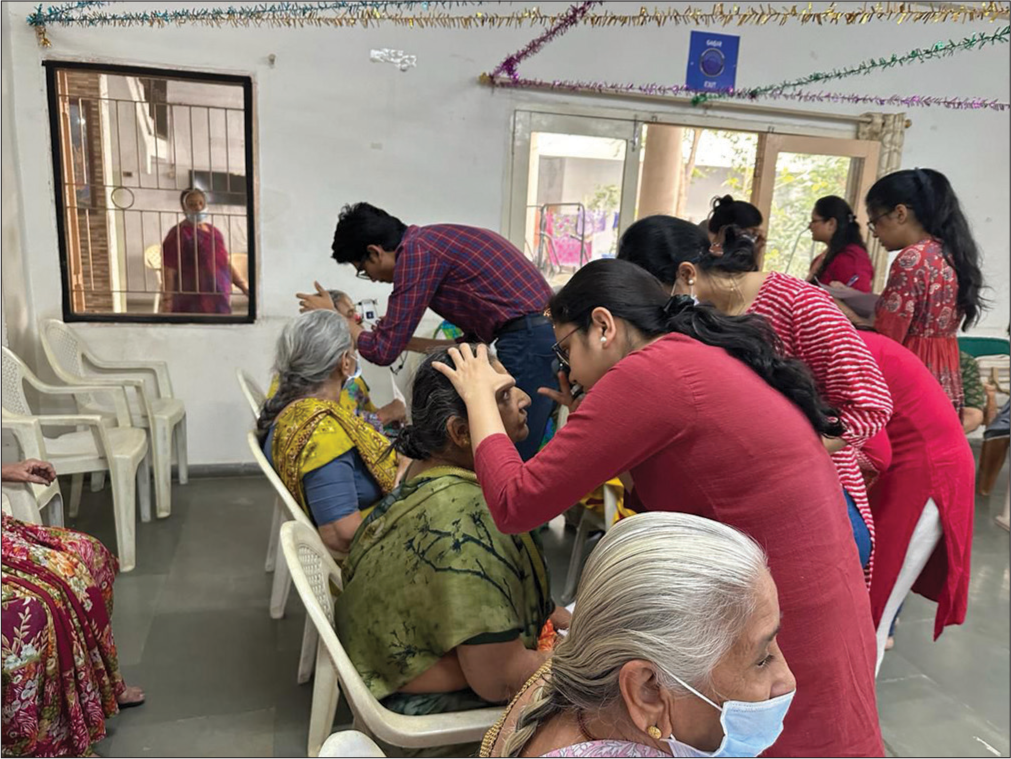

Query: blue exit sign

[686,31,740,92]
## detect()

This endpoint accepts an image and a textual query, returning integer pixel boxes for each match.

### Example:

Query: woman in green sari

[335,348,568,718]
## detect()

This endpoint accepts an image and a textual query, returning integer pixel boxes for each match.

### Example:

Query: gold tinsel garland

[30,2,1011,48]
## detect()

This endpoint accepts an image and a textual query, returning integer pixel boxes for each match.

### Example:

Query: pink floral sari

[1,515,123,757]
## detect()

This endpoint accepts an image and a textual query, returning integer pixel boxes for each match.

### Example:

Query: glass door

[751,134,881,281]
[509,111,641,287]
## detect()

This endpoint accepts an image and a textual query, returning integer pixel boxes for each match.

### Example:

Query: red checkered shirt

[357,224,553,366]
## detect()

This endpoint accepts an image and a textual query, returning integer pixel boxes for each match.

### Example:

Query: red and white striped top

[749,272,894,580]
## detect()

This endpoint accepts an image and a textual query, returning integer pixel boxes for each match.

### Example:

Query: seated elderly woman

[482,512,796,758]
[334,348,568,718]
[326,289,406,436]
[2,459,144,757]
[257,310,399,554]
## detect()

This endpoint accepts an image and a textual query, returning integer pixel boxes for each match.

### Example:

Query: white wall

[2,1,1008,465]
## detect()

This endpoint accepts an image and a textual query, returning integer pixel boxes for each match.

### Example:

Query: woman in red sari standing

[435,260,883,757]
[867,168,985,409]
[854,330,975,674]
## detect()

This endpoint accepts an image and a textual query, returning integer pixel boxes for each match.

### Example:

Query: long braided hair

[255,310,353,443]
[501,513,768,757]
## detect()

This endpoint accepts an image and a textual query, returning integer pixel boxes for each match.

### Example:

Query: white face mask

[662,675,795,758]
[342,351,362,390]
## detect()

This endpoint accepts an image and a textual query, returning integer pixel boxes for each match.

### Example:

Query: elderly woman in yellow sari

[256,310,398,554]
[335,348,570,726]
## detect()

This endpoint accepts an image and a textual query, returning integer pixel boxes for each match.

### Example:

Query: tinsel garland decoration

[693,23,1010,105]
[491,0,600,80]
[480,74,1010,111]
[27,1,1010,37]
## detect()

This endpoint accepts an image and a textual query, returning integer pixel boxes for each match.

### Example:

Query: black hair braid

[664,303,844,437]
[549,259,844,438]
[255,373,318,444]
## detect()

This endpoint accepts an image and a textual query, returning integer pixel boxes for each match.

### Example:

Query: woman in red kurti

[866,168,986,409]
[618,217,892,579]
[806,195,875,292]
[856,329,975,673]
[435,260,883,757]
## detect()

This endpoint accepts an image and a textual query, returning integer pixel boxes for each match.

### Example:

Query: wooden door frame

[506,110,643,252]
[750,133,881,232]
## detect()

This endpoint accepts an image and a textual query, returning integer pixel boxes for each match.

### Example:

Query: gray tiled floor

[65,462,1009,758]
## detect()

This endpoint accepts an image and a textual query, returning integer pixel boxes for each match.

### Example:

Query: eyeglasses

[867,209,893,232]
[354,265,372,281]
[552,326,580,369]
[809,217,827,226]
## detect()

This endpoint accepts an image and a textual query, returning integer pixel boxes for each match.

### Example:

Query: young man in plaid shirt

[298,202,557,460]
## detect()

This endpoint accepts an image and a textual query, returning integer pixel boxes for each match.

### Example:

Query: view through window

[45,62,256,322]
[514,113,875,289]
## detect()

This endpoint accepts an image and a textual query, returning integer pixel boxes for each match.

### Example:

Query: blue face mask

[662,676,795,758]
[185,211,208,224]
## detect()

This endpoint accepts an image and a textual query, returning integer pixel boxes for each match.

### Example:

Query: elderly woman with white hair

[481,512,796,758]
[256,310,400,553]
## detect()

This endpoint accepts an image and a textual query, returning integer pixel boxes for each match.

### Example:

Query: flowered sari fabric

[2,515,123,757]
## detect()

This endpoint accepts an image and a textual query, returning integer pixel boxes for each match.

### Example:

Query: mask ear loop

[675,277,699,304]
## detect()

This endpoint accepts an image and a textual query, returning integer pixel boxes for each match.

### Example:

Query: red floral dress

[875,237,963,409]
[1,516,123,757]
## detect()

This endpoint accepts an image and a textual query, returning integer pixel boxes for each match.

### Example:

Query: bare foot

[885,636,895,651]
[117,684,145,707]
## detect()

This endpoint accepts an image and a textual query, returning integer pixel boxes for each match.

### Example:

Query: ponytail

[707,194,763,236]
[501,681,563,757]
[256,373,317,443]
[866,168,985,329]
[548,259,843,438]
[663,296,843,437]
[617,215,758,285]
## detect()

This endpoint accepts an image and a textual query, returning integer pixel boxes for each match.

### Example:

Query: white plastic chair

[0,374,65,529]
[247,429,320,687]
[236,368,266,416]
[236,370,287,576]
[2,347,150,570]
[281,521,501,757]
[319,730,386,757]
[39,318,186,520]
[1,485,43,524]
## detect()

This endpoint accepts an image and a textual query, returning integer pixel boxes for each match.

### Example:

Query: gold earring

[647,726,662,740]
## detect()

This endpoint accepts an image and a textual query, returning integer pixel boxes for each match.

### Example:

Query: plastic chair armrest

[1,413,47,461]
[25,378,133,427]
[35,413,107,429]
[83,351,173,397]
[61,374,153,426]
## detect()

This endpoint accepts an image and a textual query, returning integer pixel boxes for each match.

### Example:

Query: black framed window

[44,61,256,323]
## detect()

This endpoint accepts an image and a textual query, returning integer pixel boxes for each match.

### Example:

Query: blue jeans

[845,489,871,570]
[494,318,558,461]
